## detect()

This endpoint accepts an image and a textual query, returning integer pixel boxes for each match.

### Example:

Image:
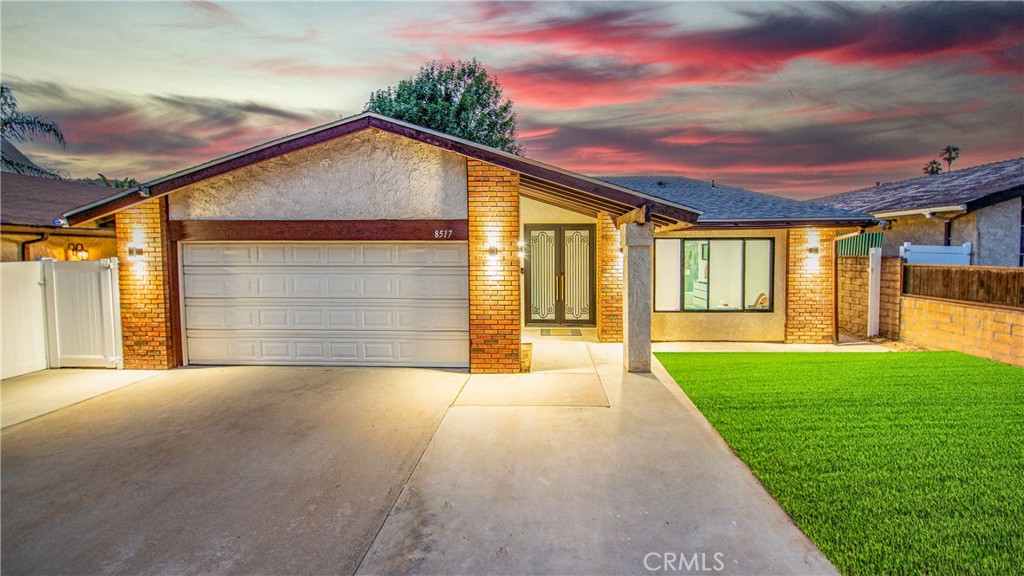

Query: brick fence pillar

[785,228,836,344]
[115,198,176,369]
[596,211,623,342]
[467,159,521,373]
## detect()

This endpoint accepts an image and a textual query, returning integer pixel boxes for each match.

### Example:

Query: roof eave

[691,218,877,229]
[63,112,702,227]
[873,205,967,219]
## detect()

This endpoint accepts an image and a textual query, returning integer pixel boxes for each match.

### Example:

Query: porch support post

[620,221,654,372]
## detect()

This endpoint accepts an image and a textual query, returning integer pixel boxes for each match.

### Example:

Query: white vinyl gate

[182,242,470,368]
[1,258,122,379]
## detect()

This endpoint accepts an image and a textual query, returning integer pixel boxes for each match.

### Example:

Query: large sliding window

[654,238,774,312]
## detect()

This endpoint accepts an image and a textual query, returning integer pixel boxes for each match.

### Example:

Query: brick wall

[115,198,175,369]
[596,211,623,342]
[901,296,1023,367]
[785,228,836,343]
[837,255,902,339]
[467,159,521,373]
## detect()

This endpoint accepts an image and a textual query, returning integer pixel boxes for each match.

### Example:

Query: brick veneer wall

[596,211,623,343]
[837,255,902,339]
[785,228,836,343]
[467,159,521,373]
[115,198,175,369]
[901,296,1023,367]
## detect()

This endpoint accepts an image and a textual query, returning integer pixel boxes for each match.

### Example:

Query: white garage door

[182,242,469,367]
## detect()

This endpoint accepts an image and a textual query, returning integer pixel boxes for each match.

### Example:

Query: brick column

[785,228,836,344]
[596,212,624,343]
[467,159,521,373]
[621,222,654,372]
[115,198,176,369]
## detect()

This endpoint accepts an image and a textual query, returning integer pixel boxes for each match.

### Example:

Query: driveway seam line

[352,372,470,575]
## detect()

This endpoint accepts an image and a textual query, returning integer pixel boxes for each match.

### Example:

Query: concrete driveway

[1,366,468,575]
[2,343,836,575]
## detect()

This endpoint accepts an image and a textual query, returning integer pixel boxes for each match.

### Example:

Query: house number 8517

[433,229,454,239]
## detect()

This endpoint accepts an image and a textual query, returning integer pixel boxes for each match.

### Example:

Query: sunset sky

[2,1,1022,199]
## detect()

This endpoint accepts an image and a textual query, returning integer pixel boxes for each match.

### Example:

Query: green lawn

[655,351,1023,575]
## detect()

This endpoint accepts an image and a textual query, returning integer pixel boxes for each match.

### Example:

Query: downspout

[20,233,49,261]
[832,228,866,344]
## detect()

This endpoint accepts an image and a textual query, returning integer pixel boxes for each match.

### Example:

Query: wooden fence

[902,264,1024,309]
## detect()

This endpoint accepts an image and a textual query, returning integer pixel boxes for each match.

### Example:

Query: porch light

[127,244,145,260]
[804,230,821,273]
[66,242,88,261]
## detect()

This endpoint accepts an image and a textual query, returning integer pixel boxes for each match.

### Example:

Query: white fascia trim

[873,205,968,219]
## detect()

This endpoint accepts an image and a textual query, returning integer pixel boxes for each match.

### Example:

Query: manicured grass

[656,351,1023,575]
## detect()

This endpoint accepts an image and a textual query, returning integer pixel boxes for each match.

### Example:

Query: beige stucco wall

[873,198,1021,266]
[168,128,468,221]
[519,197,595,225]
[877,216,945,257]
[970,198,1021,266]
[651,229,788,341]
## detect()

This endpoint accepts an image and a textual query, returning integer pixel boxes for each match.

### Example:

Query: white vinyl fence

[899,242,972,265]
[1,258,122,379]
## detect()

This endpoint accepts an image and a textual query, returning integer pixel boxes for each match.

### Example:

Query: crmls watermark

[644,552,725,572]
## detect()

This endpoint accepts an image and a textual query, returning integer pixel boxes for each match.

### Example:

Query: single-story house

[1,172,118,262]
[60,113,873,374]
[815,158,1024,266]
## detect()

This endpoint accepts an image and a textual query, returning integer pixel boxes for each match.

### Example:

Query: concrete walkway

[358,341,837,575]
[2,368,161,428]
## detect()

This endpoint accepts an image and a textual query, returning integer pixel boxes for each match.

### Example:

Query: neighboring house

[816,158,1024,266]
[60,113,873,374]
[1,172,118,262]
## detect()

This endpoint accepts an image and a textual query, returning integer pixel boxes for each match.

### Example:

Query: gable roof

[1,139,44,172]
[63,113,701,228]
[603,176,874,228]
[1,173,117,227]
[815,157,1024,216]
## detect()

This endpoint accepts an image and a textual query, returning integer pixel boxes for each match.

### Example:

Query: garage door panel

[184,269,468,300]
[186,331,469,367]
[184,243,467,267]
[185,301,468,331]
[183,242,469,368]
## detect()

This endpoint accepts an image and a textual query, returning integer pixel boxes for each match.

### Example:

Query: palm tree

[939,145,960,172]
[923,160,943,175]
[1,84,65,178]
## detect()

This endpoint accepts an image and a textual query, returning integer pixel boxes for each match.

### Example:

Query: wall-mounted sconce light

[488,245,499,257]
[66,242,88,261]
[807,246,820,254]
[127,244,145,260]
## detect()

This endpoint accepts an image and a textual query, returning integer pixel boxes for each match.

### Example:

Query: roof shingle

[814,157,1024,214]
[1,173,118,227]
[602,176,873,225]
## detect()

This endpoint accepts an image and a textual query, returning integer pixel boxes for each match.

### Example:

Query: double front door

[525,224,596,325]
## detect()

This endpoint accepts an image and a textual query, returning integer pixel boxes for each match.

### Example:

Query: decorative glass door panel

[525,225,596,325]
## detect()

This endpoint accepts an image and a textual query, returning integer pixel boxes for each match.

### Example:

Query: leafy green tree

[1,84,66,178]
[940,145,960,172]
[923,159,943,175]
[98,173,139,189]
[364,59,523,155]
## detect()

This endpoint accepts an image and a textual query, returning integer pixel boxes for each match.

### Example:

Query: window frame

[653,237,775,313]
